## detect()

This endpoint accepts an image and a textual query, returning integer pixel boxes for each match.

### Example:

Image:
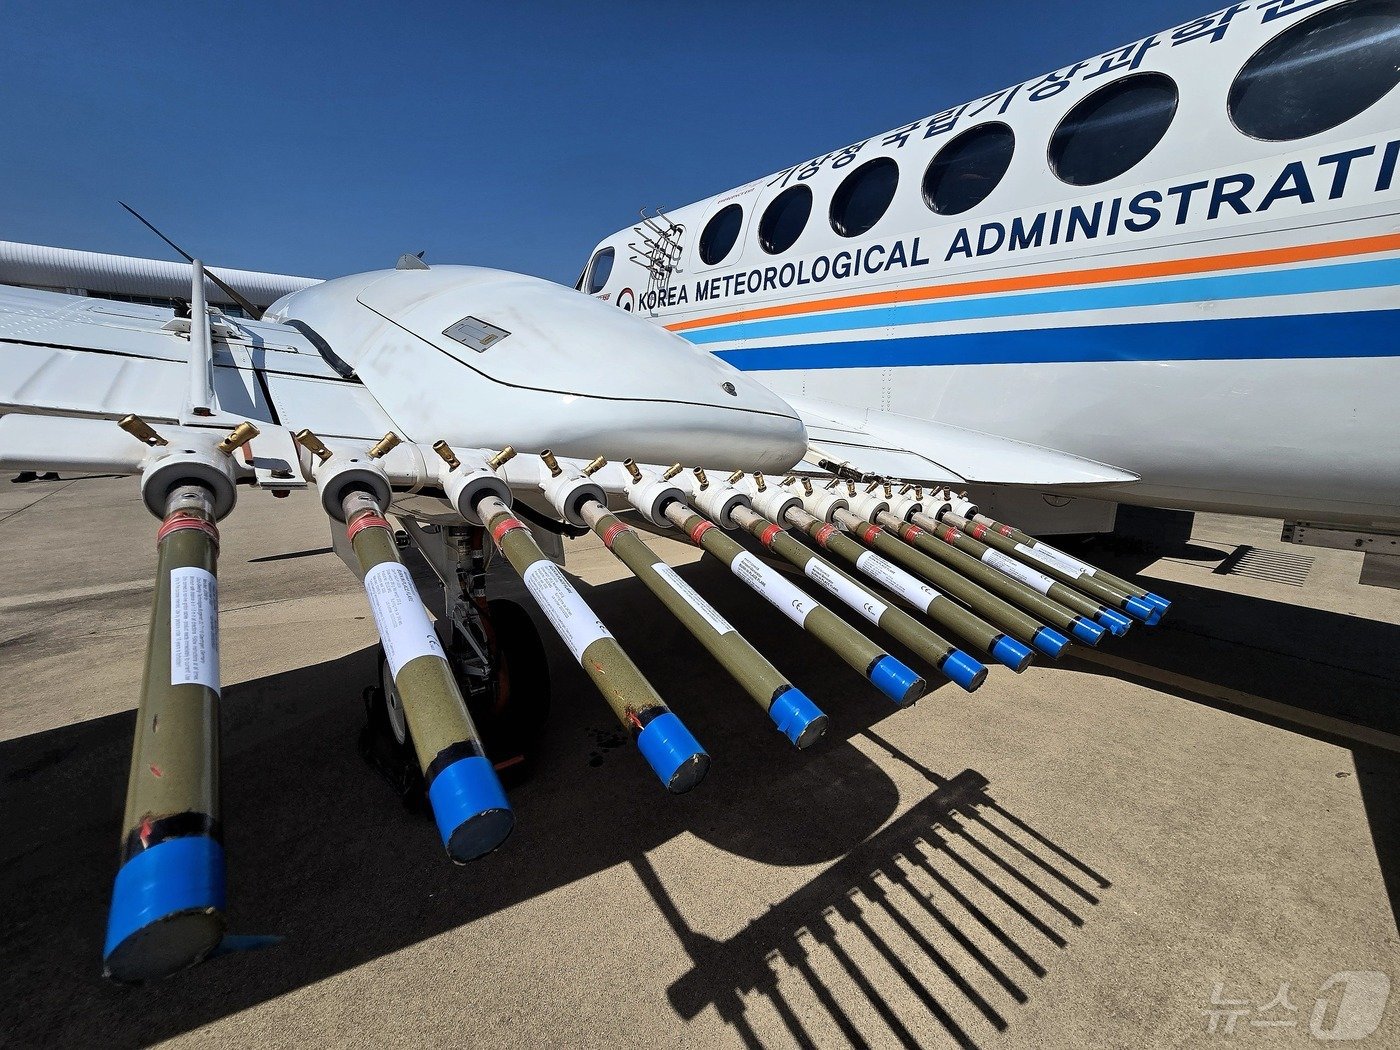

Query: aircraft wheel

[454,598,551,788]
[358,648,427,808]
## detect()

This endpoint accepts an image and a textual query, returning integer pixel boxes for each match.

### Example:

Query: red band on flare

[689,520,714,545]
[969,522,988,540]
[758,523,781,548]
[156,516,219,547]
[861,524,881,544]
[491,516,525,544]
[601,521,630,549]
[901,525,923,544]
[346,513,391,543]
[938,526,960,543]
[997,524,1014,537]
[814,523,836,547]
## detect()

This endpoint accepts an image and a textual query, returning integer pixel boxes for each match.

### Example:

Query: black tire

[358,649,427,809]
[360,598,551,802]
[454,598,551,787]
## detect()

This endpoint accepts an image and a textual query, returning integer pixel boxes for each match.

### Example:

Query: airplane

[579,0,1400,542]
[0,0,1387,985]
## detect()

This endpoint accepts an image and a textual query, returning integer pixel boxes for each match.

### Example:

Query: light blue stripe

[712,309,1400,370]
[683,257,1400,345]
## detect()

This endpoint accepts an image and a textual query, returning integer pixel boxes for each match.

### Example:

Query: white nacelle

[267,265,807,473]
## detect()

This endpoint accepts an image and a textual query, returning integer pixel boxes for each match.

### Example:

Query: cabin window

[923,122,1016,215]
[585,248,614,294]
[829,157,900,237]
[759,185,813,254]
[1048,72,1179,186]
[1229,0,1400,141]
[699,204,744,265]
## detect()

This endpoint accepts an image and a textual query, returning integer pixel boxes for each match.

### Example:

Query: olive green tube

[970,512,1150,602]
[477,495,709,790]
[732,505,988,693]
[947,510,1159,621]
[837,511,1057,655]
[105,484,224,982]
[910,511,1124,625]
[580,501,826,748]
[342,491,514,862]
[878,511,1092,637]
[790,507,1017,668]
[663,502,926,706]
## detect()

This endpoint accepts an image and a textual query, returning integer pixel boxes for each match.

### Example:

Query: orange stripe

[665,231,1400,334]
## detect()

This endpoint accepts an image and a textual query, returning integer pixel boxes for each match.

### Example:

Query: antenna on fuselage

[118,201,265,320]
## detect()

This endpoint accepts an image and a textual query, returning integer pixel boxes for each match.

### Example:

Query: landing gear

[358,523,551,804]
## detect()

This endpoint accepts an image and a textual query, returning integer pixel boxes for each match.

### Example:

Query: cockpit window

[585,248,615,294]
[1229,0,1400,141]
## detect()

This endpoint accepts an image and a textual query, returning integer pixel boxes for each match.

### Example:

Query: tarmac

[1,473,1397,1048]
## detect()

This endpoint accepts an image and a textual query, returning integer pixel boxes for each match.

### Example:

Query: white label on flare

[856,551,940,613]
[1016,542,1091,578]
[365,562,446,678]
[653,562,736,637]
[522,560,613,663]
[982,549,1056,595]
[805,558,887,625]
[731,551,815,627]
[170,567,220,692]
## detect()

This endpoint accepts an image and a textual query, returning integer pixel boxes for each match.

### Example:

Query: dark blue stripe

[711,309,1400,370]
[686,257,1400,344]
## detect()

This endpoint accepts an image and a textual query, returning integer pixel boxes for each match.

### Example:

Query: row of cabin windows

[587,0,1400,285]
[721,1,1400,263]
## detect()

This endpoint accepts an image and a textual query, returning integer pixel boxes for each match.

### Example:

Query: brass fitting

[215,421,260,455]
[581,456,607,477]
[661,463,683,481]
[432,440,460,471]
[752,473,767,492]
[540,449,562,478]
[802,478,813,496]
[693,467,709,490]
[367,431,401,459]
[623,458,643,484]
[294,429,333,463]
[488,445,517,470]
[727,470,745,485]
[118,414,167,448]
[883,483,893,499]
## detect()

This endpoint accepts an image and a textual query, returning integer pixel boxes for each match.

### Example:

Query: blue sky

[1,1,1210,284]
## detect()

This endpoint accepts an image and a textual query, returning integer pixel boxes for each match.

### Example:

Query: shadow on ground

[0,556,1107,1048]
[1049,513,1400,939]
[3,513,1396,1046]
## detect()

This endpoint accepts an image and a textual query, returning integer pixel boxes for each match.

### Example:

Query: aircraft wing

[0,284,398,482]
[0,268,1173,986]
[785,394,1140,488]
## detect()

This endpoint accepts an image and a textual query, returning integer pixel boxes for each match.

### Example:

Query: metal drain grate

[1215,545,1314,586]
